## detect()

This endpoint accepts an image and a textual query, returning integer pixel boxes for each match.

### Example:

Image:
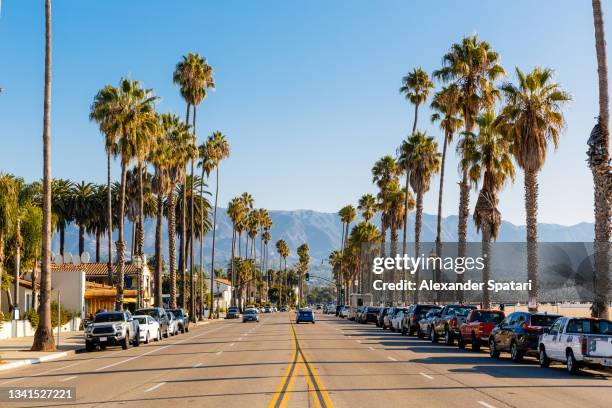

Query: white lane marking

[238,337,243,341]
[60,375,78,382]
[145,382,166,393]
[192,363,202,368]
[215,351,223,356]
[0,378,23,385]
[368,347,374,351]
[355,340,361,343]
[229,343,235,347]
[387,356,397,361]
[420,373,434,380]
[478,402,497,408]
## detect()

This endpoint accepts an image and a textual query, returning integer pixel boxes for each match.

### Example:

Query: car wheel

[457,335,465,349]
[164,328,169,338]
[471,334,480,352]
[408,327,415,336]
[489,338,500,358]
[100,344,107,350]
[85,340,94,352]
[122,334,129,350]
[566,350,579,374]
[430,327,438,343]
[185,326,189,333]
[312,321,315,324]
[417,327,424,338]
[401,325,407,336]
[133,331,140,347]
[444,328,453,345]
[539,346,550,368]
[510,341,523,362]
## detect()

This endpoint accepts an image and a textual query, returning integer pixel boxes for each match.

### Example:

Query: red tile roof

[51,262,143,277]
[214,278,231,286]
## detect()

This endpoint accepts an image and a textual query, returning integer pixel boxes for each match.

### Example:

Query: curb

[0,347,85,372]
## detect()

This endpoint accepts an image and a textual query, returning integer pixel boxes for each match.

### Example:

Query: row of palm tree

[333,34,580,310]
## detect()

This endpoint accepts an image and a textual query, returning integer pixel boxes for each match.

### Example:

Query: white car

[339,306,350,318]
[390,310,406,333]
[133,315,161,344]
[167,311,180,336]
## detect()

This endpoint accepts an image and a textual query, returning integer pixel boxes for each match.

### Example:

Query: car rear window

[135,317,147,325]
[416,306,440,316]
[300,310,313,316]
[449,306,474,316]
[472,311,503,323]
[368,308,380,313]
[566,319,612,335]
[530,315,561,327]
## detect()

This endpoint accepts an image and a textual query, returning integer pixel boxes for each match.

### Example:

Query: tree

[297,243,310,305]
[70,181,95,256]
[50,179,73,257]
[338,205,356,303]
[275,240,289,306]
[227,196,247,306]
[398,131,441,302]
[466,111,515,308]
[433,35,505,277]
[357,193,377,222]
[32,0,55,351]
[497,67,570,310]
[0,174,18,314]
[372,156,402,257]
[590,0,612,318]
[400,67,434,133]
[347,221,381,295]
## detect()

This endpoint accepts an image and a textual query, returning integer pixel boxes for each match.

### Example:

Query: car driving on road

[133,314,162,344]
[296,308,315,324]
[539,317,612,373]
[85,311,140,351]
[457,309,505,351]
[226,306,240,319]
[243,308,259,323]
[489,312,561,361]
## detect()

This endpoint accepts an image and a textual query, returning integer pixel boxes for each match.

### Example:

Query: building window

[25,294,31,312]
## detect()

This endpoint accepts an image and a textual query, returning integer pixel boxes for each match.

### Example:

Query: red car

[458,309,505,351]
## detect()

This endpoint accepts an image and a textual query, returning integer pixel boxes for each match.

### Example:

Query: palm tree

[338,205,356,303]
[433,35,505,272]
[431,84,463,249]
[348,222,381,294]
[400,67,434,133]
[466,111,515,308]
[49,179,73,257]
[399,131,441,302]
[227,197,246,306]
[372,156,402,256]
[497,67,571,311]
[70,181,95,256]
[357,193,377,222]
[275,239,289,306]
[200,131,230,319]
[85,185,108,262]
[173,53,214,318]
[32,0,55,351]
[0,173,18,313]
[590,0,611,318]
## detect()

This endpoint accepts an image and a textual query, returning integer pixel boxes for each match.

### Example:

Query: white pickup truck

[538,316,612,373]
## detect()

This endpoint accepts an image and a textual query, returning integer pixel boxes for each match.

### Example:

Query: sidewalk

[0,330,84,372]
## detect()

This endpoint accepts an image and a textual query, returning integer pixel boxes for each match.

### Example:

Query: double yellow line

[268,317,334,408]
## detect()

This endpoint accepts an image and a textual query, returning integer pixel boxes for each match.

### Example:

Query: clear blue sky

[0,0,607,226]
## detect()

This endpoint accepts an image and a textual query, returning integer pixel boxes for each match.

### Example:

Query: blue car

[296,308,315,324]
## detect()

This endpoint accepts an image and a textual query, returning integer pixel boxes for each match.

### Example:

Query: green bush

[23,309,39,328]
[50,301,75,328]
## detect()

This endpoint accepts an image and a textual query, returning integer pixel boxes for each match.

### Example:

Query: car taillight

[521,322,542,333]
[478,323,485,333]
[581,336,587,354]
[450,318,458,327]
[413,315,417,321]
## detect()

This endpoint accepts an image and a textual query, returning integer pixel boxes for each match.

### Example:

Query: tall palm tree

[590,0,611,318]
[497,67,570,311]
[338,205,356,302]
[85,185,108,262]
[348,221,381,294]
[467,111,515,308]
[297,243,310,306]
[50,179,73,257]
[240,192,255,258]
[399,131,441,302]
[372,156,402,257]
[433,35,505,273]
[357,193,377,222]
[0,173,18,313]
[70,181,95,256]
[227,197,246,306]
[32,0,55,351]
[200,131,230,319]
[400,67,434,133]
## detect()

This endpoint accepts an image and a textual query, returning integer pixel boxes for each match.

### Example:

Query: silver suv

[85,311,140,351]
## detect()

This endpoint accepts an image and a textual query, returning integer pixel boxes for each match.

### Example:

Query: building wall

[0,286,33,317]
[51,271,86,320]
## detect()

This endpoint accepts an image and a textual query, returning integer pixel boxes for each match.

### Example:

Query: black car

[168,308,190,333]
[335,305,343,317]
[376,307,391,327]
[359,306,381,324]
[226,306,240,319]
[135,307,170,338]
[403,304,441,336]
[489,312,562,361]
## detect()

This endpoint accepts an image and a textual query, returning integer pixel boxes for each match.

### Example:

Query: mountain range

[52,208,595,280]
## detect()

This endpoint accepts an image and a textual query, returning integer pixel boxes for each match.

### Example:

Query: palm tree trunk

[107,151,113,286]
[525,170,539,311]
[436,131,449,301]
[181,172,187,309]
[78,225,85,256]
[137,164,145,257]
[456,168,469,304]
[95,230,101,262]
[115,162,128,311]
[413,192,423,304]
[32,0,55,351]
[231,228,236,307]
[200,161,207,320]
[59,225,65,256]
[402,170,410,257]
[13,218,21,313]
[481,221,492,309]
[154,172,164,307]
[168,181,177,309]
[412,102,419,133]
[592,0,611,319]
[189,159,196,321]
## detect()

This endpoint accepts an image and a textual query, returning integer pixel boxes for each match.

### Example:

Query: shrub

[23,309,39,328]
[50,301,75,329]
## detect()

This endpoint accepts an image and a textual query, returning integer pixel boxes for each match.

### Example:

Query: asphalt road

[1,311,611,407]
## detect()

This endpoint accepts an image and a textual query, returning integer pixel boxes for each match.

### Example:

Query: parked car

[376,307,390,327]
[348,306,360,321]
[168,308,190,333]
[403,304,440,336]
[135,307,170,338]
[457,309,505,351]
[281,306,289,312]
[539,317,612,373]
[383,307,402,330]
[489,312,561,361]
[296,308,315,324]
[264,306,272,313]
[418,309,439,339]
[336,305,344,316]
[360,306,381,324]
[133,314,161,344]
[243,308,259,323]
[226,306,240,319]
[167,311,180,336]
[390,309,408,333]
[339,305,350,318]
[430,304,477,345]
[85,311,140,351]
